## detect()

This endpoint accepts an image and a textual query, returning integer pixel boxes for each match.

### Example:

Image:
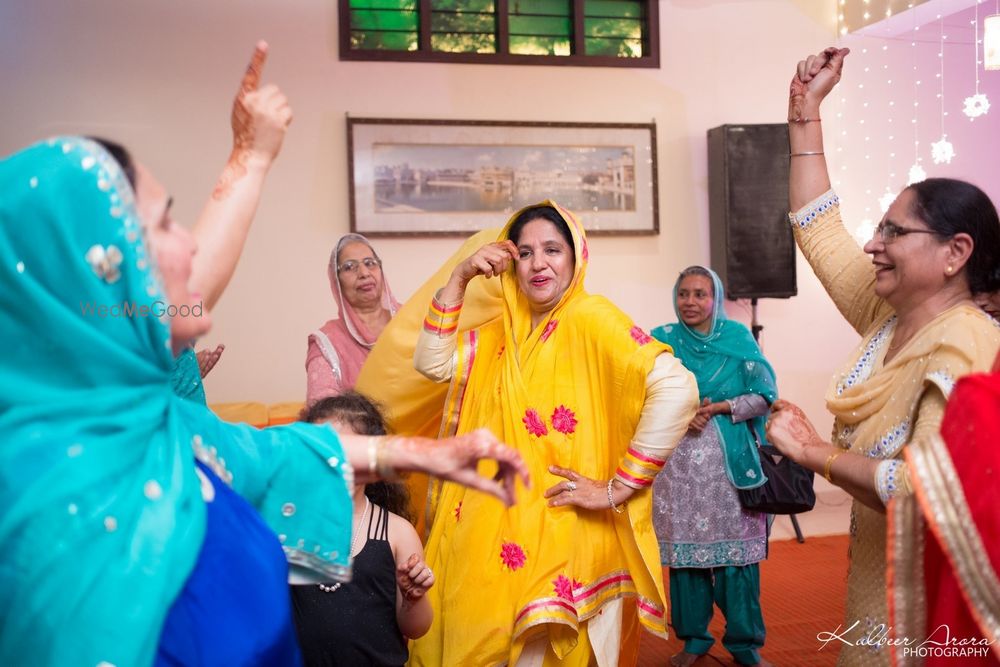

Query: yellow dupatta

[407,202,672,666]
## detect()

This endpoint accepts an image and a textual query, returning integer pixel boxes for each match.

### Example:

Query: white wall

[3,1,859,435]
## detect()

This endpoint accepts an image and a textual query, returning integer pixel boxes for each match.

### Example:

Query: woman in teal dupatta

[650,266,777,667]
[0,137,527,666]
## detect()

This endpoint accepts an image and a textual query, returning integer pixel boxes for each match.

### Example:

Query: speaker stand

[751,299,806,545]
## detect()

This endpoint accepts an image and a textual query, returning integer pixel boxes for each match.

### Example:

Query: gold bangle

[788,117,821,123]
[375,436,401,481]
[823,450,845,483]
[366,437,378,475]
[790,151,825,157]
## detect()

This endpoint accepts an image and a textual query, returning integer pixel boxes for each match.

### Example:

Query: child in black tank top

[291,393,435,666]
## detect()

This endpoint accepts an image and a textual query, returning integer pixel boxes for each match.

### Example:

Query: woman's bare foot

[669,652,701,667]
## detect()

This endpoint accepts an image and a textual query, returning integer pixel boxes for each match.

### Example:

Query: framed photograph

[347,118,658,237]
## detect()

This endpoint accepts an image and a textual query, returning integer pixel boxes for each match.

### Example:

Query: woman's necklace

[318,496,370,594]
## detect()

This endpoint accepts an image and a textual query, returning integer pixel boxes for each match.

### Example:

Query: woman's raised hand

[195,343,225,378]
[765,399,825,464]
[213,41,293,200]
[453,240,518,285]
[231,41,293,165]
[789,47,850,120]
[405,428,530,506]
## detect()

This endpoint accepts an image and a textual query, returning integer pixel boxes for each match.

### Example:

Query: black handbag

[737,444,816,515]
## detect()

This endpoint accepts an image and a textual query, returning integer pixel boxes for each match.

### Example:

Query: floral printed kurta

[652,394,768,568]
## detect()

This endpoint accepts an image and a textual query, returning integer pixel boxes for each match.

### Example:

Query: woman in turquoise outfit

[650,266,777,667]
[0,136,527,666]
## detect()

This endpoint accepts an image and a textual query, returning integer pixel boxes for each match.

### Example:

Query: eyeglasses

[337,257,382,274]
[872,221,941,244]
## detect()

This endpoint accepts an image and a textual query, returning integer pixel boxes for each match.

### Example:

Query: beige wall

[2,1,857,434]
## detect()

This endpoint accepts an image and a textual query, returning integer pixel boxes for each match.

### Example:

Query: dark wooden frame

[337,0,660,68]
[347,116,659,237]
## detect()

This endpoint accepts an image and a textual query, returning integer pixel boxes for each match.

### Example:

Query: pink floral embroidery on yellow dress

[630,325,652,345]
[540,320,559,342]
[454,501,462,521]
[500,542,527,571]
[523,408,548,437]
[553,575,574,601]
[551,405,577,435]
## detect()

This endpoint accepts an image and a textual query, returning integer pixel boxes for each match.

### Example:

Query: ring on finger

[566,481,577,491]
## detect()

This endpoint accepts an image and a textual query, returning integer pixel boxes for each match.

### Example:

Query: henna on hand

[213,42,267,200]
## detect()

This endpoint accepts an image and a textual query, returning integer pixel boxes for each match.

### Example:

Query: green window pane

[584,17,643,39]
[350,9,419,31]
[351,30,419,50]
[509,16,572,36]
[509,35,571,55]
[584,36,643,57]
[431,32,497,53]
[431,12,497,33]
[350,0,417,9]
[584,0,643,19]
[509,0,570,16]
[431,0,495,11]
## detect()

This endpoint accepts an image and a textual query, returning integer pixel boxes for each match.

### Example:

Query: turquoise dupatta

[0,138,353,666]
[651,268,777,490]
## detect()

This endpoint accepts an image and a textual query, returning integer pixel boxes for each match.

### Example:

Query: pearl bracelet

[607,479,626,514]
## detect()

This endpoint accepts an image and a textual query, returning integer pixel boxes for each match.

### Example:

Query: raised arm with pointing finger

[172,41,292,402]
[190,40,292,311]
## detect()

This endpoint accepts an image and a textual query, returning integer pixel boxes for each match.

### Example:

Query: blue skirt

[155,461,302,666]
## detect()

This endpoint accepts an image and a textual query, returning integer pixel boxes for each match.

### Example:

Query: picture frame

[347,117,658,237]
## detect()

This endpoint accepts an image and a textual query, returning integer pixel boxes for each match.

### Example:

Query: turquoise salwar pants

[668,565,765,665]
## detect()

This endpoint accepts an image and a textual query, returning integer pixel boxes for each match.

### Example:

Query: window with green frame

[339,0,659,67]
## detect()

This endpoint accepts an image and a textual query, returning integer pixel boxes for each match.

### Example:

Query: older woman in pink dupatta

[306,234,400,405]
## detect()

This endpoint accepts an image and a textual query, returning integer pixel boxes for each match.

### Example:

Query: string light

[964,0,991,118]
[931,15,955,163]
[877,35,897,217]
[908,10,926,184]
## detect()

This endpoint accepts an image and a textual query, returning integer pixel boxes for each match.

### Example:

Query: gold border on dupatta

[423,329,479,539]
[887,491,926,666]
[908,433,1000,654]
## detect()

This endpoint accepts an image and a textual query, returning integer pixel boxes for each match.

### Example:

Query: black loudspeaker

[707,124,797,299]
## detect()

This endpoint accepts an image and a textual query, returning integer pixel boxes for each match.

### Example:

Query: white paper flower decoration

[853,219,877,247]
[878,189,897,213]
[907,163,927,185]
[930,136,955,164]
[963,93,990,118]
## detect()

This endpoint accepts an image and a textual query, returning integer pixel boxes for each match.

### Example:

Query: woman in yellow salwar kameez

[407,202,698,666]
